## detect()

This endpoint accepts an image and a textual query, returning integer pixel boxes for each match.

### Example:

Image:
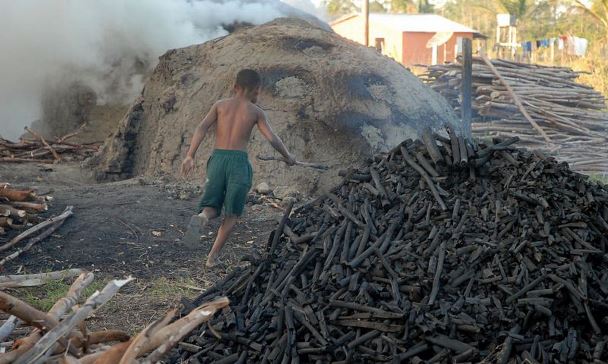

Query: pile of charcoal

[175,126,608,363]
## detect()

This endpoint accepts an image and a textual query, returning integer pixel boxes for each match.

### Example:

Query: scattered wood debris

[0,184,52,237]
[0,126,99,164]
[174,127,608,363]
[0,185,75,268]
[420,58,608,174]
[0,272,229,362]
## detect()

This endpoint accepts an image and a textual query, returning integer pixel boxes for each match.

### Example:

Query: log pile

[0,185,79,268]
[0,184,52,238]
[174,128,608,363]
[420,58,608,174]
[0,127,99,164]
[0,271,229,362]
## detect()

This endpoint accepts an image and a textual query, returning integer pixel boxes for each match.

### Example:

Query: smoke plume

[0,0,321,140]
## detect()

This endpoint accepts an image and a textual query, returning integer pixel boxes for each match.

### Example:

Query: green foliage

[17,280,104,312]
[575,0,608,40]
[370,0,388,12]
[388,0,434,12]
[589,173,608,185]
[418,0,435,13]
[324,0,358,16]
[390,0,416,12]
[495,0,531,17]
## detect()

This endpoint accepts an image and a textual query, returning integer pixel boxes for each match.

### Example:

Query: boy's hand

[180,156,195,177]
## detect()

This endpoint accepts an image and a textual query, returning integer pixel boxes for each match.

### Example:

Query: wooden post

[363,0,369,46]
[461,38,472,137]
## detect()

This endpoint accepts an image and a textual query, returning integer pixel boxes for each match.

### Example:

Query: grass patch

[589,174,608,186]
[146,277,202,302]
[15,279,105,312]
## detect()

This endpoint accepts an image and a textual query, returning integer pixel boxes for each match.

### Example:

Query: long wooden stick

[0,269,84,289]
[480,56,551,144]
[118,309,177,364]
[14,277,133,364]
[400,147,447,211]
[0,206,73,253]
[25,127,61,162]
[48,272,94,320]
[256,155,329,170]
[0,292,59,331]
[0,315,18,341]
[137,297,230,361]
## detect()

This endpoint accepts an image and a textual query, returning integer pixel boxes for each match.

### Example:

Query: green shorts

[198,149,253,216]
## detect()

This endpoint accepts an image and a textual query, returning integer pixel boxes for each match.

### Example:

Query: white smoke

[0,0,321,140]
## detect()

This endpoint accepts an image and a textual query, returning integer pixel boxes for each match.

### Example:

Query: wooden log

[268,201,294,257]
[7,202,47,212]
[87,330,130,345]
[118,308,177,364]
[0,292,58,331]
[421,128,444,165]
[25,127,61,162]
[0,269,84,289]
[0,187,36,202]
[428,241,446,305]
[139,297,229,363]
[0,205,26,218]
[0,206,73,253]
[400,147,447,211]
[48,272,95,320]
[480,56,551,144]
[15,277,134,364]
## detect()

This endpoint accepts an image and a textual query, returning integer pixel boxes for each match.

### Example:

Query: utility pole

[363,0,369,46]
[461,38,473,137]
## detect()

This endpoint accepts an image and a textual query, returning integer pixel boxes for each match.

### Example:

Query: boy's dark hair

[235,69,261,91]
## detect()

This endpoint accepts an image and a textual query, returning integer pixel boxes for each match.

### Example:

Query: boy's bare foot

[183,214,209,246]
[205,254,223,268]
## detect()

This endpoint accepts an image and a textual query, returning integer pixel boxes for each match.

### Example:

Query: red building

[331,13,484,66]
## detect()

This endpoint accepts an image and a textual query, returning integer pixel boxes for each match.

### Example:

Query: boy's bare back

[181,68,294,179]
[213,97,261,151]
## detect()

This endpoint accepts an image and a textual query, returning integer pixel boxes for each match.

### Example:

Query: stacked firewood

[0,184,52,237]
[0,271,229,363]
[0,127,99,163]
[0,185,77,268]
[420,58,608,174]
[173,127,608,363]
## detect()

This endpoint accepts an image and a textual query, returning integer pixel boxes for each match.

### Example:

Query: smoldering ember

[1,2,608,364]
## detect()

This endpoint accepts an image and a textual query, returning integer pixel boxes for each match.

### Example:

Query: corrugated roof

[332,13,480,34]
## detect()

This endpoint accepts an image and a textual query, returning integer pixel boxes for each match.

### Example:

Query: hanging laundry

[573,36,588,56]
[566,35,575,55]
[535,39,550,48]
[564,36,588,56]
[558,38,564,50]
[559,35,568,51]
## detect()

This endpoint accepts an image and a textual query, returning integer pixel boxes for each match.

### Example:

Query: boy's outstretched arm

[180,102,219,176]
[256,110,296,165]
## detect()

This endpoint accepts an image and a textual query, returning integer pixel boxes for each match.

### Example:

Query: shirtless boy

[180,69,296,268]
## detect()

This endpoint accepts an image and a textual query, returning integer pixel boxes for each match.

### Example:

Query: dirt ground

[0,162,283,333]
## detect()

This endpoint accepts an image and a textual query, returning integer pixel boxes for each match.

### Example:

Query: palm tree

[495,0,531,17]
[575,0,608,40]
[324,0,358,16]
